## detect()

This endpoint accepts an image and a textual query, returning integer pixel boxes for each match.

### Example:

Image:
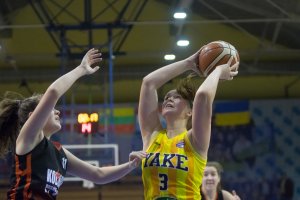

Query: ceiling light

[177,40,189,47]
[173,12,187,19]
[164,54,176,60]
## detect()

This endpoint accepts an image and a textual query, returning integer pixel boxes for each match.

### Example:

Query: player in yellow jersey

[138,50,239,200]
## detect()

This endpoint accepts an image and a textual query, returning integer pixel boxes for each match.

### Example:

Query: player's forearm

[47,66,85,98]
[143,59,192,89]
[94,162,135,184]
[195,67,222,102]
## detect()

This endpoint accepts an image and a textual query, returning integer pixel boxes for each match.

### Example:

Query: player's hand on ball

[186,47,205,77]
[216,56,239,80]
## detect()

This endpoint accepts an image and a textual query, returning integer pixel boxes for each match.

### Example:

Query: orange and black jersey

[7,137,68,200]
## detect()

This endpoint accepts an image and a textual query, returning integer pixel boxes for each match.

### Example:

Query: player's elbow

[195,90,212,104]
[92,168,107,184]
[142,76,152,86]
[45,87,60,100]
[141,76,156,90]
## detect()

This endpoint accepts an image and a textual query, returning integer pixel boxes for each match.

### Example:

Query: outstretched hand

[128,151,147,169]
[80,48,102,75]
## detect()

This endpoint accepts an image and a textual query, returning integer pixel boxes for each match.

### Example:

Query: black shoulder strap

[218,190,224,200]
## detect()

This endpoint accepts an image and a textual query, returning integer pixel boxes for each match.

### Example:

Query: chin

[162,109,175,117]
[51,124,62,133]
[204,185,215,191]
[55,125,62,132]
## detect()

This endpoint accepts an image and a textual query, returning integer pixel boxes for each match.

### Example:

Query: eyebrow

[166,91,180,96]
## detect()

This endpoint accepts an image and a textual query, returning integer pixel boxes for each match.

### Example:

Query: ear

[186,109,192,118]
[28,112,33,118]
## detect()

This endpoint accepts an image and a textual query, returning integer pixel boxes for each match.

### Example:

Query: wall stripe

[215,111,250,126]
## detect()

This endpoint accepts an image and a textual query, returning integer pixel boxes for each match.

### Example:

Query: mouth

[205,180,215,185]
[164,103,174,108]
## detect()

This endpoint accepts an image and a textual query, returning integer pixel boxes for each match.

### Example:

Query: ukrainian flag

[214,101,250,126]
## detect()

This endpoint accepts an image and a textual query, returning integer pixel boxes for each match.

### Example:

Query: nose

[55,109,60,115]
[164,97,173,106]
[167,96,175,101]
[206,174,213,179]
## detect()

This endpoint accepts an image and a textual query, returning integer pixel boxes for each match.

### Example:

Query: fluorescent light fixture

[177,40,190,47]
[164,54,176,60]
[173,12,187,19]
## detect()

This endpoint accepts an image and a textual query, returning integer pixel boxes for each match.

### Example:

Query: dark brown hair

[176,75,197,129]
[0,92,42,158]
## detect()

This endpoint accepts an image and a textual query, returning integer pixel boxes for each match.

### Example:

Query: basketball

[198,41,239,76]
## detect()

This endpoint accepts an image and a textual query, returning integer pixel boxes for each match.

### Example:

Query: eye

[174,95,182,99]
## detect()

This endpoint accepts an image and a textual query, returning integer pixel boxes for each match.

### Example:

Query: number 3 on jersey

[159,173,168,190]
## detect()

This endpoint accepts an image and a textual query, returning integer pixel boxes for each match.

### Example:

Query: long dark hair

[176,75,197,130]
[0,92,42,158]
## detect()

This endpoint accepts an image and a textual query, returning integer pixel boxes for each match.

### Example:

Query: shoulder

[222,190,235,200]
[143,129,165,149]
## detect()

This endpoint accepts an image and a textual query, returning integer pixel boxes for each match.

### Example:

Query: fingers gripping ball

[199,41,239,76]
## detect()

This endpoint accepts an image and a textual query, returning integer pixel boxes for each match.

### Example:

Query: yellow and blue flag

[214,101,250,126]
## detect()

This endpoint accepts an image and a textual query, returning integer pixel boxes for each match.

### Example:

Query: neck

[43,131,51,140]
[165,127,187,138]
[202,188,217,200]
[165,117,187,138]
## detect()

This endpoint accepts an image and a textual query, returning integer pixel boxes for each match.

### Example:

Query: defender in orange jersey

[0,49,146,200]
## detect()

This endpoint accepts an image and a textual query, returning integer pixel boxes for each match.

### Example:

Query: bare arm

[138,52,200,149]
[16,49,102,155]
[188,58,239,158]
[64,148,146,184]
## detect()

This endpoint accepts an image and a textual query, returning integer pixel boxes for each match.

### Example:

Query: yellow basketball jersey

[142,130,207,200]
